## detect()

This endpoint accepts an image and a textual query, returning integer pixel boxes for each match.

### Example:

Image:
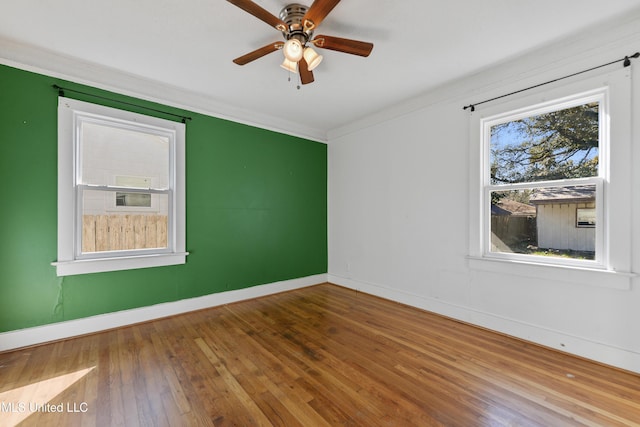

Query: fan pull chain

[286,70,301,90]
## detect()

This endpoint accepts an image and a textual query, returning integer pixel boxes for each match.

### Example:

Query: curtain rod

[53,85,192,123]
[462,52,639,112]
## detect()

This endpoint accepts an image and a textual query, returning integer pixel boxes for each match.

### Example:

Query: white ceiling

[1,0,639,141]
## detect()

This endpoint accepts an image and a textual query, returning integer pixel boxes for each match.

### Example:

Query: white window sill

[52,252,189,276]
[467,256,634,291]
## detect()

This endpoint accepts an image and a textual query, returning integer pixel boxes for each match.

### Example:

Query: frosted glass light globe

[283,39,303,62]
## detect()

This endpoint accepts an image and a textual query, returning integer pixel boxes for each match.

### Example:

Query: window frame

[481,89,606,268]
[467,67,634,289]
[53,97,187,276]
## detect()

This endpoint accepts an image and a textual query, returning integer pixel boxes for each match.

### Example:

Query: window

[113,176,154,210]
[468,68,633,288]
[576,208,596,228]
[116,192,152,208]
[53,97,187,276]
[485,93,604,266]
[115,176,152,208]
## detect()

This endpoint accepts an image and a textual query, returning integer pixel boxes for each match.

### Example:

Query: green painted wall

[0,64,327,333]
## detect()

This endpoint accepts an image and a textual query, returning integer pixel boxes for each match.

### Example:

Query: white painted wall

[328,12,640,373]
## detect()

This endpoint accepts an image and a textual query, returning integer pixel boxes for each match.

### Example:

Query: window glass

[485,96,603,263]
[576,208,596,228]
[80,122,170,189]
[81,190,169,254]
[78,119,172,257]
[116,192,152,207]
[490,185,596,260]
[490,102,599,184]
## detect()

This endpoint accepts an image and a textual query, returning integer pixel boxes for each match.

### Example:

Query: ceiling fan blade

[302,0,341,30]
[312,35,374,57]
[233,42,284,65]
[227,0,288,31]
[299,58,315,85]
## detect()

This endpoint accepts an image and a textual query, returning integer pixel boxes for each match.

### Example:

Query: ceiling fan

[227,0,374,85]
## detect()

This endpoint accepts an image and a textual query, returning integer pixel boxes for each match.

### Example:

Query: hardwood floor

[1,283,639,426]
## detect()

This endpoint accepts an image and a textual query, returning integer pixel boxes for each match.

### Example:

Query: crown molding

[327,8,640,142]
[0,37,327,143]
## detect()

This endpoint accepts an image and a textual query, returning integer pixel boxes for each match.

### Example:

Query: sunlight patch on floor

[0,366,94,427]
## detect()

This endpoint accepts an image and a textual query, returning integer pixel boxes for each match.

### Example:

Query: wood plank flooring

[1,283,639,426]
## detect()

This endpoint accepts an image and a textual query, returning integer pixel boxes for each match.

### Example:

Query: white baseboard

[328,274,640,374]
[0,274,327,352]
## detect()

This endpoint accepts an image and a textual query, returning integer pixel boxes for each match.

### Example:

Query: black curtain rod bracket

[53,84,192,122]
[463,51,639,112]
[624,52,640,67]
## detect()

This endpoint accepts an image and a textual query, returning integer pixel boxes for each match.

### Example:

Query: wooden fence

[491,215,537,252]
[82,214,168,253]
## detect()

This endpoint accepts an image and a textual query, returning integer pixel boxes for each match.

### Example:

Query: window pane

[116,192,152,207]
[491,185,596,260]
[81,189,168,253]
[490,102,599,184]
[576,208,596,228]
[80,122,170,188]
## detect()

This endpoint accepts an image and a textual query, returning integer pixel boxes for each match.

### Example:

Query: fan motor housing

[279,3,312,42]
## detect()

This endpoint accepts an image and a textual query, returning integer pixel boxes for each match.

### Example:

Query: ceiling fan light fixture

[283,38,304,62]
[227,0,375,85]
[280,58,298,73]
[303,47,323,71]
